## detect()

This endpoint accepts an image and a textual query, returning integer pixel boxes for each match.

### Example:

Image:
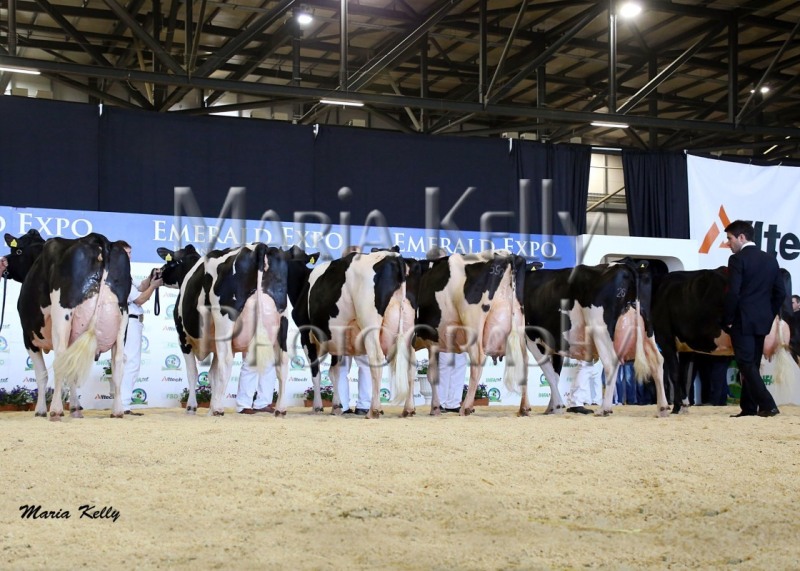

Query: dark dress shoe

[124,410,144,416]
[354,408,369,415]
[253,405,276,413]
[566,406,593,415]
[341,408,354,414]
[442,407,462,413]
[757,408,780,417]
[730,411,756,417]
[238,408,256,415]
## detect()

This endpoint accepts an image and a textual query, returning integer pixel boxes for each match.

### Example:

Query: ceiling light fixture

[0,65,41,75]
[320,98,364,107]
[619,2,642,18]
[296,12,312,25]
[763,144,778,154]
[590,120,629,129]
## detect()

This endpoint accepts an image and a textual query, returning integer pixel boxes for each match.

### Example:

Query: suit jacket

[723,244,785,335]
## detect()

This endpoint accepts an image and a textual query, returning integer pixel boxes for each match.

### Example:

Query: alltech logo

[699,206,732,254]
[700,206,800,260]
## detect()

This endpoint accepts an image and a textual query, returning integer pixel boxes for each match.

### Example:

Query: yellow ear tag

[309,256,316,264]
[165,254,173,262]
[10,239,17,247]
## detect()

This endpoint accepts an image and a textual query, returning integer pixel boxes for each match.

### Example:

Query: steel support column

[608,0,616,113]
[478,0,486,104]
[728,15,737,123]
[340,0,348,91]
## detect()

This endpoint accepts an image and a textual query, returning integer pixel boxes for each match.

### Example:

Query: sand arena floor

[1,404,800,570]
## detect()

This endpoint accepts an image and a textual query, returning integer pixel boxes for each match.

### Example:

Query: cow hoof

[401,409,416,418]
[35,412,47,418]
[49,412,62,422]
[594,409,613,417]
[460,407,474,416]
[679,407,690,415]
[366,409,382,419]
[312,407,324,414]
[517,407,531,417]
[212,411,224,416]
[658,407,671,418]
[275,410,287,417]
[429,406,442,416]
[331,405,344,416]
[70,410,84,419]
[110,412,124,419]
[185,406,197,414]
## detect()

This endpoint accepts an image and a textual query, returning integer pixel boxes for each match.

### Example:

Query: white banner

[687,154,800,405]
[687,154,800,290]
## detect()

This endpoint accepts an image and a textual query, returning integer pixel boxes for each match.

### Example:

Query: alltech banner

[0,204,576,411]
[687,154,800,291]
[688,154,800,405]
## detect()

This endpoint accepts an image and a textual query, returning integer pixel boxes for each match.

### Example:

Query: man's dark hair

[117,240,132,249]
[724,220,755,242]
[792,294,800,304]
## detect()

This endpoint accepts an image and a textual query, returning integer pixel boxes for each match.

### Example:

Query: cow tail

[53,327,97,389]
[389,284,411,406]
[503,329,526,393]
[252,253,273,374]
[772,317,793,386]
[632,299,651,383]
[503,262,527,393]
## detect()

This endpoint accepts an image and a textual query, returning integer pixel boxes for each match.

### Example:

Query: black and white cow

[524,260,669,417]
[292,249,417,419]
[157,243,316,416]
[414,250,529,416]
[651,266,798,414]
[1,229,131,419]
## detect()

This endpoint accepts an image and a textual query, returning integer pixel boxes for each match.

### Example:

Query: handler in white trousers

[438,352,468,412]
[337,355,372,415]
[237,356,277,414]
[120,241,162,415]
[559,357,600,414]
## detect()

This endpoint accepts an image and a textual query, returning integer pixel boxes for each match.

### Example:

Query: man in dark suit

[723,220,785,418]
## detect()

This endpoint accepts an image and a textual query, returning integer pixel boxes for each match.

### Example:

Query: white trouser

[236,357,276,411]
[439,352,468,409]
[565,359,594,407]
[588,360,604,404]
[338,355,372,410]
[121,318,143,410]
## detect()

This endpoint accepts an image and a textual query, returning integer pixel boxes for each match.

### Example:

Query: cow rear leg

[30,351,48,417]
[428,349,442,416]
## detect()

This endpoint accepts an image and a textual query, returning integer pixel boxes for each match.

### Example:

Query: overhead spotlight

[590,120,629,129]
[619,2,642,18]
[296,6,313,25]
[749,86,770,94]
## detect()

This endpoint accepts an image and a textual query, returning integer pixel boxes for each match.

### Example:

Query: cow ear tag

[309,256,316,264]
[9,239,17,247]
[165,254,173,262]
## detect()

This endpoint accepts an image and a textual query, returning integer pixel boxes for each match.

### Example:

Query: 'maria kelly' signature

[19,504,120,522]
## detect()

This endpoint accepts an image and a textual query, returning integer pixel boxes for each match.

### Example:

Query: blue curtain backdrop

[622,149,690,239]
[99,107,316,222]
[0,97,99,209]
[0,96,592,234]
[311,126,516,232]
